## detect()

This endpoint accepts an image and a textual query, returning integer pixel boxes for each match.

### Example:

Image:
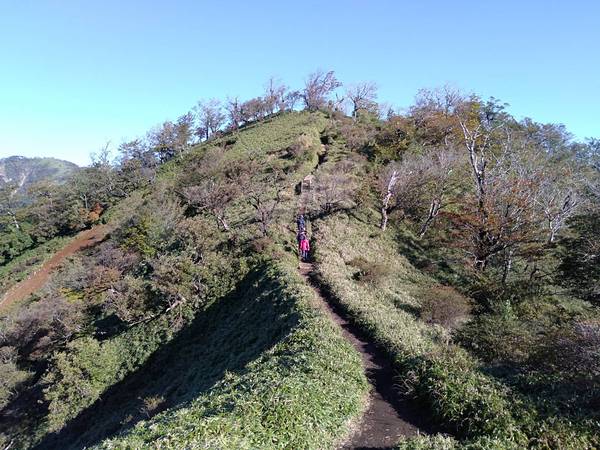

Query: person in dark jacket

[296,214,305,231]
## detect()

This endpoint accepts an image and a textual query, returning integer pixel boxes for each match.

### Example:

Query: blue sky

[0,0,598,166]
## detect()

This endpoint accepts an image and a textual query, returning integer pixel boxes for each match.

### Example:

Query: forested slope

[1,73,599,449]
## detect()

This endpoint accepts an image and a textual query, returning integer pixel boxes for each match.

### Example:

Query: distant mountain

[0,156,78,193]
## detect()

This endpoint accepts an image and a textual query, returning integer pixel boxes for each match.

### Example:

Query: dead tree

[195,99,225,140]
[377,157,428,232]
[248,189,284,237]
[378,165,399,231]
[346,82,378,118]
[536,174,581,243]
[301,70,342,111]
[182,179,236,231]
[418,148,461,237]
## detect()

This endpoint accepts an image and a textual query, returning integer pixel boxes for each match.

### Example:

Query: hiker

[297,230,306,246]
[296,214,305,231]
[299,234,310,261]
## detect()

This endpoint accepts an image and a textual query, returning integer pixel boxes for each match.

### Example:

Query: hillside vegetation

[1,72,599,449]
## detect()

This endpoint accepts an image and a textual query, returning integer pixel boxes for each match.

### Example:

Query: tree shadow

[479,362,600,426]
[34,266,300,450]
[391,227,472,289]
[393,302,421,318]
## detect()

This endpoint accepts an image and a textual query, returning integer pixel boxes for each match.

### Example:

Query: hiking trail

[298,172,431,449]
[0,225,109,312]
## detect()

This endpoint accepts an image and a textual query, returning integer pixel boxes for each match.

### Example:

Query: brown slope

[0,225,109,312]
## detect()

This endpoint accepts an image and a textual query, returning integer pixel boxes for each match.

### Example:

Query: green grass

[92,258,367,450]
[220,111,325,155]
[311,209,600,449]
[3,112,371,449]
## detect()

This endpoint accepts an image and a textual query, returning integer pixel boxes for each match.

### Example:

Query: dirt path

[0,225,110,312]
[297,168,431,448]
[299,262,431,449]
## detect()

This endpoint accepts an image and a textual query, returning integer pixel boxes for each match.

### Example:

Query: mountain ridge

[0,155,78,193]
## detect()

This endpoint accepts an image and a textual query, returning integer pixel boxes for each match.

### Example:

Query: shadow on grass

[480,361,600,427]
[391,226,473,289]
[34,266,301,450]
[393,302,421,318]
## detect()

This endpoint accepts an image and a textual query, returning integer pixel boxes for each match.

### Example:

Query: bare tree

[263,77,288,114]
[225,96,243,129]
[195,99,225,140]
[411,85,464,147]
[301,70,342,111]
[378,164,399,231]
[536,167,581,243]
[377,156,429,231]
[241,97,268,123]
[118,139,157,188]
[182,179,236,231]
[450,142,545,274]
[313,160,358,214]
[247,178,284,236]
[180,149,245,231]
[418,147,462,237]
[283,90,301,110]
[147,112,195,163]
[346,82,378,118]
[456,98,509,269]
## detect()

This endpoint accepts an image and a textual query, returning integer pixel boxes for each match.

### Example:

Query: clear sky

[0,0,598,166]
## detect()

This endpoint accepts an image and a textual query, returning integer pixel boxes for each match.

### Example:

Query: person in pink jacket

[299,235,310,261]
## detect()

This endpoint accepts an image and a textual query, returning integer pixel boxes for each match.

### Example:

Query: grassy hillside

[92,260,366,450]
[1,100,598,449]
[0,112,369,449]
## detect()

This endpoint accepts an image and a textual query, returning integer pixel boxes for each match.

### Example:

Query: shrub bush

[348,256,391,284]
[2,294,86,359]
[533,319,600,381]
[43,337,124,431]
[0,346,31,408]
[140,395,166,418]
[418,285,472,329]
[395,434,457,449]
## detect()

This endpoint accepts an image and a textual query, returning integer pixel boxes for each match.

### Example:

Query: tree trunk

[474,257,488,271]
[81,194,89,211]
[419,198,441,237]
[217,215,230,231]
[9,212,20,230]
[547,220,557,243]
[501,249,513,284]
[380,169,398,231]
[380,206,389,231]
